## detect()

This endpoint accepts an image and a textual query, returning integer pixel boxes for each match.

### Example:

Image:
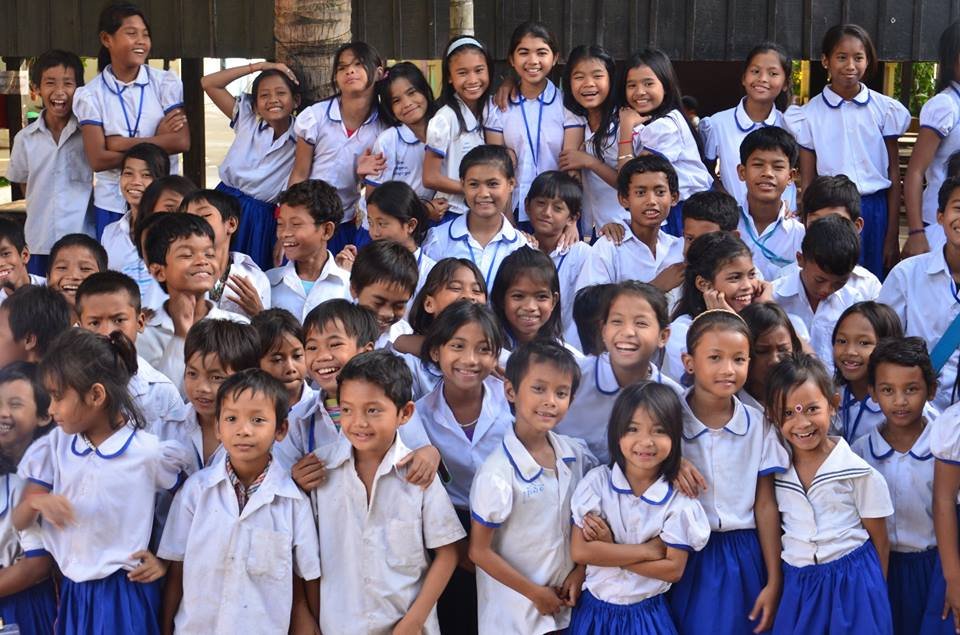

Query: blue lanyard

[110,75,146,138]
[519,93,545,169]
[739,210,791,267]
[555,252,568,274]
[307,414,316,453]
[840,388,868,441]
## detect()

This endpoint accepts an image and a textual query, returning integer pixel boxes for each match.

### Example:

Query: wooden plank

[180,58,205,188]
[3,57,24,201]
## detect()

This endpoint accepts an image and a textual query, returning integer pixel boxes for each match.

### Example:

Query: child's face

[388,77,429,127]
[102,15,151,69]
[0,308,27,368]
[0,238,30,290]
[569,58,610,111]
[151,235,216,295]
[510,35,557,87]
[682,329,750,400]
[48,246,102,309]
[216,388,286,462]
[153,190,185,213]
[870,363,930,430]
[624,64,665,115]
[463,164,515,221]
[506,360,574,434]
[276,204,334,263]
[44,382,96,435]
[601,294,668,374]
[528,195,576,242]
[741,51,786,104]
[698,255,757,313]
[748,326,794,391]
[184,352,232,420]
[618,172,677,229]
[423,267,486,316]
[119,158,154,211]
[78,290,144,342]
[503,273,557,344]
[353,281,411,334]
[737,148,793,204]
[448,49,489,106]
[186,199,237,252]
[797,256,850,302]
[938,187,960,248]
[618,405,672,478]
[431,322,497,393]
[260,333,306,402]
[305,320,373,395]
[0,379,47,455]
[255,74,298,124]
[832,312,876,386]
[339,378,413,456]
[682,218,722,255]
[367,202,417,244]
[35,65,78,120]
[822,36,868,92]
[777,380,835,453]
[334,49,371,95]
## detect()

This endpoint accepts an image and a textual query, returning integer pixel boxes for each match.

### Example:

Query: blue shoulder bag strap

[932,312,960,373]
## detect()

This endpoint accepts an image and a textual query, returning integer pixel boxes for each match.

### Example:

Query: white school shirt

[562,109,624,230]
[0,275,46,308]
[212,251,271,316]
[400,376,514,508]
[931,402,960,504]
[219,93,297,204]
[101,213,168,311]
[851,423,936,553]
[776,261,881,302]
[0,473,46,568]
[267,253,351,322]
[680,391,789,532]
[557,355,683,464]
[663,314,693,383]
[273,386,339,470]
[312,434,466,635]
[152,404,226,475]
[130,355,186,433]
[879,251,960,412]
[18,425,190,581]
[737,203,806,280]
[400,352,444,402]
[293,97,385,222]
[630,109,712,201]
[485,81,565,219]
[919,84,960,226]
[406,247,436,318]
[365,124,434,199]
[422,214,529,291]
[571,466,710,605]
[157,456,321,634]
[5,112,94,254]
[375,318,413,350]
[425,97,490,215]
[470,427,595,634]
[773,436,893,567]
[784,85,910,195]
[576,228,684,289]
[73,64,183,213]
[550,241,591,334]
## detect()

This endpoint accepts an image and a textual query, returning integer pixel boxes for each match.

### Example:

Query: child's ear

[795,252,805,268]
[136,311,146,333]
[617,193,630,210]
[397,401,415,425]
[274,417,289,443]
[360,342,375,353]
[829,391,841,410]
[694,275,711,293]
[19,247,29,267]
[854,217,865,232]
[670,191,679,207]
[820,53,830,70]
[86,382,107,409]
[429,346,440,364]
[404,218,419,236]
[319,221,336,241]
[503,379,517,404]
[148,262,166,284]
[657,325,670,348]
[681,351,694,375]
[225,216,239,237]
[736,164,747,183]
[22,333,37,355]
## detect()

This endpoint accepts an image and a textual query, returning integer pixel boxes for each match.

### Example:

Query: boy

[736,126,806,280]
[0,285,71,368]
[251,308,309,409]
[158,369,321,634]
[0,218,46,304]
[681,189,740,253]
[181,189,270,317]
[268,179,351,321]
[139,213,248,393]
[576,156,686,293]
[47,233,108,322]
[350,240,418,348]
[312,350,462,634]
[5,50,92,275]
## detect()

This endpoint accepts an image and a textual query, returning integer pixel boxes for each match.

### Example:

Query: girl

[46,233,108,322]
[740,302,803,411]
[13,329,189,634]
[669,311,788,634]
[617,48,712,237]
[785,24,910,277]
[491,247,564,355]
[202,60,301,270]
[569,381,711,634]
[699,42,797,210]
[423,36,495,222]
[289,41,385,254]
[765,352,894,635]
[0,363,56,634]
[74,2,189,238]
[849,337,938,635]
[137,175,198,218]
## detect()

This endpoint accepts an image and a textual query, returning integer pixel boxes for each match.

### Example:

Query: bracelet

[618,139,633,145]
[908,228,926,236]
[618,153,635,161]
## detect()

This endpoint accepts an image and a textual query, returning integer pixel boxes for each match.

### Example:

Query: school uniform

[18,425,191,634]
[569,465,710,634]
[785,86,910,277]
[425,97,490,217]
[312,434,466,635]
[834,385,940,444]
[73,64,183,236]
[152,404,226,476]
[376,319,413,350]
[0,275,46,309]
[576,227,684,290]
[421,214,529,292]
[101,213,168,311]
[918,84,960,227]
[273,385,340,470]
[210,251,271,317]
[365,124,435,200]
[549,241,591,335]
[737,202,806,281]
[267,252,352,322]
[400,352,444,402]
[772,437,894,635]
[407,247,436,317]
[130,355,187,433]
[662,314,693,384]
[563,109,625,233]
[778,261,881,302]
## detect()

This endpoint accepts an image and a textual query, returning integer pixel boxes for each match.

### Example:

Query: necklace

[458,417,479,428]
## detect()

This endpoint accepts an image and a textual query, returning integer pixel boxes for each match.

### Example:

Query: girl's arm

[201,61,298,119]
[861,516,890,578]
[0,554,51,597]
[935,460,960,629]
[903,127,941,257]
[570,524,665,567]
[12,483,73,531]
[395,542,458,634]
[80,124,128,172]
[619,546,690,584]
[485,129,505,146]
[290,575,320,635]
[102,111,190,156]
[883,136,903,269]
[750,475,782,632]
[289,139,315,187]
[160,560,183,635]
[798,148,817,197]
[421,152,462,195]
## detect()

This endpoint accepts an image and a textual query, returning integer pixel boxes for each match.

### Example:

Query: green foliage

[894,62,937,116]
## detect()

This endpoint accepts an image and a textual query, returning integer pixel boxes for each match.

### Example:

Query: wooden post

[898,62,914,110]
[181,58,206,188]
[275,0,352,106]
[450,0,475,37]
[3,57,25,201]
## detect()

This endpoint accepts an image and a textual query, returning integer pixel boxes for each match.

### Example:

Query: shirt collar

[867,419,934,461]
[70,425,138,459]
[323,432,413,476]
[821,84,870,108]
[931,247,956,276]
[396,124,420,145]
[454,95,481,133]
[595,354,662,395]
[734,98,778,132]
[681,390,751,439]
[33,112,80,138]
[501,426,576,482]
[508,79,559,106]
[104,64,150,91]
[610,466,673,504]
[781,436,872,488]
[447,213,520,245]
[325,96,379,126]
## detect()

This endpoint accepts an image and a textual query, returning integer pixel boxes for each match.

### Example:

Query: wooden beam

[3,57,24,201]
[181,58,206,188]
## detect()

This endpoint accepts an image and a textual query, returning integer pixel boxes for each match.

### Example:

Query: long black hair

[563,45,619,159]
[439,36,495,134]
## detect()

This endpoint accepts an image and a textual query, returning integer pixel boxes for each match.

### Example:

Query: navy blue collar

[508,79,559,107]
[70,426,137,459]
[610,466,672,504]
[821,84,870,108]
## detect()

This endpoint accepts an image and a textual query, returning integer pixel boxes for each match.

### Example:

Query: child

[766,353,894,634]
[289,42,385,253]
[617,48,712,237]
[0,285,71,368]
[350,240,418,347]
[490,247,567,357]
[569,381,711,633]
[251,308,308,410]
[5,49,92,275]
[669,311,788,634]
[740,302,804,411]
[138,175,198,218]
[786,24,910,277]
[46,233,108,321]
[74,3,189,237]
[158,369,321,633]
[181,189,271,317]
[14,329,190,634]
[680,189,740,253]
[576,156,685,293]
[422,145,529,290]
[849,337,939,635]
[0,217,46,304]
[423,36,495,220]
[312,350,463,633]
[202,61,301,269]
[268,179,352,321]
[736,126,806,280]
[569,283,618,357]
[469,341,592,633]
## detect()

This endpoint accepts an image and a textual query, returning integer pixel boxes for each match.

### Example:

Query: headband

[691,308,748,326]
[446,36,484,57]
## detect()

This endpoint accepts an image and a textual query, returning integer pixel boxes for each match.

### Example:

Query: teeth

[0,422,13,433]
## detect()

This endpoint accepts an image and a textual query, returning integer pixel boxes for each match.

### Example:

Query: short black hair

[739,126,798,168]
[180,189,242,226]
[525,171,583,220]
[408,258,486,335]
[48,233,108,276]
[867,336,938,394]
[608,381,683,480]
[137,175,199,232]
[122,142,170,180]
[183,319,261,373]
[338,349,413,410]
[251,308,304,359]
[0,361,50,422]
[215,368,289,430]
[681,190,739,231]
[421,300,504,365]
[303,299,379,348]
[75,271,142,315]
[144,212,215,268]
[367,181,430,246]
[2,285,71,357]
[573,283,617,356]
[766,352,835,429]
[0,217,26,253]
[504,340,582,398]
[801,215,860,276]
[938,175,960,212]
[800,175,861,224]
[459,144,515,180]
[30,49,84,88]
[277,179,344,226]
[617,155,679,198]
[603,281,670,330]
[350,240,419,296]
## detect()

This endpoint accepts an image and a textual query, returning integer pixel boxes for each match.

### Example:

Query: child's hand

[398,446,440,489]
[555,222,582,253]
[127,550,167,583]
[748,581,781,633]
[260,62,299,84]
[529,584,564,616]
[559,565,586,607]
[335,245,358,271]
[675,458,707,498]
[157,108,188,134]
[943,579,960,633]
[392,614,425,635]
[752,279,774,304]
[651,262,686,293]
[226,274,264,316]
[558,148,597,172]
[902,231,930,258]
[641,536,667,560]
[29,493,75,529]
[292,453,327,492]
[618,107,650,132]
[493,75,518,112]
[519,231,539,249]
[356,148,386,178]
[168,292,200,337]
[703,289,735,312]
[883,232,901,271]
[392,334,425,356]
[598,222,626,245]
[581,513,613,543]
[424,198,449,222]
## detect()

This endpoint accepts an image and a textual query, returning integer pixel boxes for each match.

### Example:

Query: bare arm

[0,554,52,597]
[861,516,890,579]
[569,524,665,567]
[903,127,941,256]
[80,124,127,172]
[160,560,183,635]
[104,119,190,155]
[620,546,690,584]
[749,475,782,632]
[884,136,903,268]
[289,139,314,187]
[12,483,51,530]
[935,460,960,629]
[798,148,817,194]
[485,129,505,146]
[421,151,463,195]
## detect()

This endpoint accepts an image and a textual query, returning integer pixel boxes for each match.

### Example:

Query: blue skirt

[57,569,161,635]
[668,528,768,634]
[887,548,938,635]
[773,541,892,635]
[26,254,49,278]
[0,577,56,634]
[570,589,677,635]
[94,206,123,241]
[920,549,960,634]
[215,182,277,271]
[859,190,888,280]
[663,201,684,237]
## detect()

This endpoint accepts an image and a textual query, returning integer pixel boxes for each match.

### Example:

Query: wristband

[618,139,633,145]
[908,228,926,236]
[618,153,635,161]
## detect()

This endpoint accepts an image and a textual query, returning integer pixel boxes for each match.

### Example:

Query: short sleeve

[423,475,467,548]
[398,412,430,450]
[155,439,192,491]
[484,104,504,134]
[425,110,453,157]
[931,405,960,463]
[156,476,197,561]
[783,104,812,150]
[293,104,322,145]
[852,468,894,519]
[230,93,257,132]
[364,128,392,186]
[660,495,711,552]
[291,495,322,580]
[877,263,910,329]
[919,92,960,139]
[156,69,184,113]
[758,419,790,475]
[570,467,606,527]
[17,435,54,490]
[72,85,103,127]
[879,94,910,138]
[564,108,587,130]
[469,461,514,527]
[567,436,599,474]
[19,521,46,556]
[698,115,718,161]
[273,429,307,471]
[575,239,617,289]
[636,115,683,163]
[5,128,29,183]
